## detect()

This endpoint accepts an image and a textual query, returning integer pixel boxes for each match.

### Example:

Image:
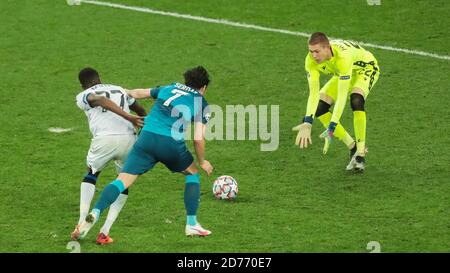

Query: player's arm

[86,93,144,127]
[305,69,321,121]
[126,88,151,99]
[319,57,352,154]
[129,100,147,117]
[126,88,161,100]
[293,65,320,149]
[330,57,353,126]
[193,121,213,176]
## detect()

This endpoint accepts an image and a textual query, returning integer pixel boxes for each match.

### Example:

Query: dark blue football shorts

[122,130,194,174]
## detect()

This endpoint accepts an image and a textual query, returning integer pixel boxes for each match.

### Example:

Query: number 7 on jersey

[163,89,188,106]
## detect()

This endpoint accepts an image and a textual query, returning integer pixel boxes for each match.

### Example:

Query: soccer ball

[212,175,238,200]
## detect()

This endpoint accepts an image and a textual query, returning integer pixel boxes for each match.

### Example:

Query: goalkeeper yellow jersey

[304,40,378,124]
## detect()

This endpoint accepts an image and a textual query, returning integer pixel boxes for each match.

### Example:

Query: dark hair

[308,32,329,45]
[183,66,210,90]
[79,67,101,89]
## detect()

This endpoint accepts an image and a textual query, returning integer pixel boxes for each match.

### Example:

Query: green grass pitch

[0,0,449,252]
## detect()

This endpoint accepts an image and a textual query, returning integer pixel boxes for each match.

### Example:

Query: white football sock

[100,194,128,235]
[78,182,96,225]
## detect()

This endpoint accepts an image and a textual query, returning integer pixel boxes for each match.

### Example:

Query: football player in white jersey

[71,67,146,244]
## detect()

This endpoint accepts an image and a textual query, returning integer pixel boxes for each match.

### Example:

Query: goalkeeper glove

[293,117,313,148]
[319,122,337,154]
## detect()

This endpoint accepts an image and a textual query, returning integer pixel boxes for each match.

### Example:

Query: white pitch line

[80,0,450,61]
[48,127,73,133]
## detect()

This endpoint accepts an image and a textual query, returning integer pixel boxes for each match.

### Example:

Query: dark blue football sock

[184,173,200,226]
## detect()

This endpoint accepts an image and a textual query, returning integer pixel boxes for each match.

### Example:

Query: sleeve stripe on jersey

[82,93,88,104]
[150,88,160,99]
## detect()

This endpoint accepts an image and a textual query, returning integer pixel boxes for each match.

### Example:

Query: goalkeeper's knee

[350,93,365,111]
[315,100,331,117]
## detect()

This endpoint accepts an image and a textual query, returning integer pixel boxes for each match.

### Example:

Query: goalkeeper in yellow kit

[293,32,380,171]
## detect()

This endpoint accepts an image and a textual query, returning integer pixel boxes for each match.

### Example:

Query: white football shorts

[86,134,137,174]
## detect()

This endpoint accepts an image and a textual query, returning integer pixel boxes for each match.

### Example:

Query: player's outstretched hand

[127,114,145,128]
[292,123,312,149]
[319,122,337,154]
[200,160,213,176]
[319,129,332,154]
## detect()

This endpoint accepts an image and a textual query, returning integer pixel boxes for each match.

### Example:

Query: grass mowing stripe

[81,0,450,61]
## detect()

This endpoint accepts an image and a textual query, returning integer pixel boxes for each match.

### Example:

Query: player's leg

[97,135,136,244]
[72,136,114,240]
[78,173,138,240]
[182,163,200,227]
[97,190,129,244]
[77,133,157,240]
[93,133,156,219]
[78,168,100,225]
[71,167,101,240]
[159,134,211,237]
[317,77,355,150]
[182,163,211,237]
[348,62,380,171]
[350,89,367,171]
[96,193,129,244]
[92,173,137,222]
